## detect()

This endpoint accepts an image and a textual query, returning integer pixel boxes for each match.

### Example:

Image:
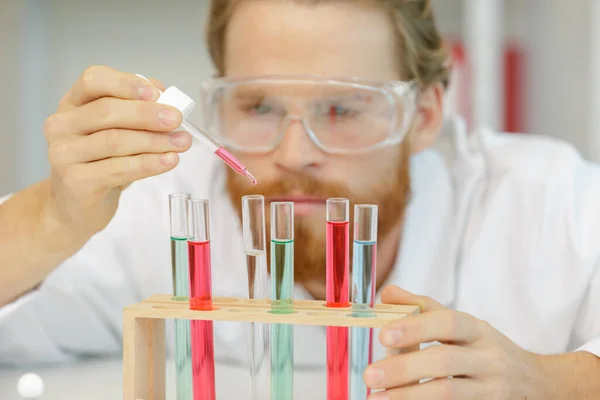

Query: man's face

[221,0,438,283]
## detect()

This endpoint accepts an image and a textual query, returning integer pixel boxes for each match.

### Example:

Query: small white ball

[17,373,44,398]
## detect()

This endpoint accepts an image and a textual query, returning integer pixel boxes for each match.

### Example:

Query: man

[0,0,599,398]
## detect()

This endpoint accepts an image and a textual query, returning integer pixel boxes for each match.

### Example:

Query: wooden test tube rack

[122,295,420,400]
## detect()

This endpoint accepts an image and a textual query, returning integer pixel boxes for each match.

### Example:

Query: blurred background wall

[1,0,599,196]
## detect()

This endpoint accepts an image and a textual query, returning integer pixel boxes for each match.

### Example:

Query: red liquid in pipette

[326,220,350,400]
[188,240,216,400]
[215,147,257,185]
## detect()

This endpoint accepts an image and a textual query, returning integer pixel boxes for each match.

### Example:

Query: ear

[407,82,445,154]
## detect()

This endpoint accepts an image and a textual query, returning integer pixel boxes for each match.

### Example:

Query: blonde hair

[206,0,451,88]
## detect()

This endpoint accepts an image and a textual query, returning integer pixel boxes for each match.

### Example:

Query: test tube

[243,195,269,300]
[169,193,193,400]
[326,198,350,400]
[270,202,294,313]
[187,199,216,400]
[270,202,294,400]
[242,195,270,400]
[171,193,192,300]
[349,205,378,400]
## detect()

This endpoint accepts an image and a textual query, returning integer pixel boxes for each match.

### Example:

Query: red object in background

[504,42,525,133]
[446,40,526,134]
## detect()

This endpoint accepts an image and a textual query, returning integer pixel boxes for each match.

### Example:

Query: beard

[225,140,411,285]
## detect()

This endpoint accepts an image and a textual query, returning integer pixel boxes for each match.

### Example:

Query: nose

[272,117,326,174]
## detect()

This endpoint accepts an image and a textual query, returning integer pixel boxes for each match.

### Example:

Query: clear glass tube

[270,202,294,400]
[242,195,269,299]
[325,198,350,400]
[170,193,191,300]
[187,199,216,400]
[242,195,270,400]
[349,204,378,400]
[169,193,193,400]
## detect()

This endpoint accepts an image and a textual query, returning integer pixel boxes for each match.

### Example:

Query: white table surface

[0,356,329,400]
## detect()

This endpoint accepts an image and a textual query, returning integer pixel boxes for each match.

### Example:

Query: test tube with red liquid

[326,198,350,400]
[187,199,216,400]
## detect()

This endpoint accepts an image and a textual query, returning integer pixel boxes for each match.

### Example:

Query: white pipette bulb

[135,74,195,118]
[17,373,44,399]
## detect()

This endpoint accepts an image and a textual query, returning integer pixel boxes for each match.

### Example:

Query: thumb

[381,285,445,313]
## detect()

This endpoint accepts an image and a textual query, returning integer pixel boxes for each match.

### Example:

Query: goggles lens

[203,78,413,153]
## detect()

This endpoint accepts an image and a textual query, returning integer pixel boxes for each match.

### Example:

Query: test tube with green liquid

[169,193,193,400]
[270,201,294,400]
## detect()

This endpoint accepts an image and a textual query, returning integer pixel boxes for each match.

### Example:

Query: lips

[267,195,326,204]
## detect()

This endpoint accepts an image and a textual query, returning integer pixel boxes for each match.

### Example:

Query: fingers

[364,345,486,390]
[59,65,161,111]
[62,152,180,192]
[48,129,192,165]
[379,309,482,349]
[148,77,166,92]
[45,97,183,138]
[367,377,485,400]
[380,285,445,313]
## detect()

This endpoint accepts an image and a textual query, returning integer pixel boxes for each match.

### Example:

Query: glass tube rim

[188,198,209,204]
[169,192,191,239]
[353,203,378,242]
[169,192,191,199]
[354,204,377,211]
[187,198,210,242]
[242,194,266,253]
[326,197,349,204]
[271,200,294,206]
[242,194,264,201]
[270,201,294,241]
[326,197,349,222]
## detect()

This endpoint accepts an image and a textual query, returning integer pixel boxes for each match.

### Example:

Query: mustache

[239,174,353,199]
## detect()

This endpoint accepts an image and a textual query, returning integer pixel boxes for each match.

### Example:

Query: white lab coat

[1,115,599,374]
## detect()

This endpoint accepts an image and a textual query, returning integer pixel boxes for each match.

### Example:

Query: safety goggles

[198,75,418,155]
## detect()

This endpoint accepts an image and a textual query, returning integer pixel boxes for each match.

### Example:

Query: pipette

[136,74,257,185]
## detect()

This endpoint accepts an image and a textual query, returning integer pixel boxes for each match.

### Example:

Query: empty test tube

[242,195,270,399]
[169,193,193,400]
[349,205,378,400]
[242,195,270,300]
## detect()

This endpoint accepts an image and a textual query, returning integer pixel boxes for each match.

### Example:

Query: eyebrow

[231,86,266,100]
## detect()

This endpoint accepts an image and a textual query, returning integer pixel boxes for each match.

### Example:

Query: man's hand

[364,285,545,399]
[45,65,190,239]
[0,65,193,306]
